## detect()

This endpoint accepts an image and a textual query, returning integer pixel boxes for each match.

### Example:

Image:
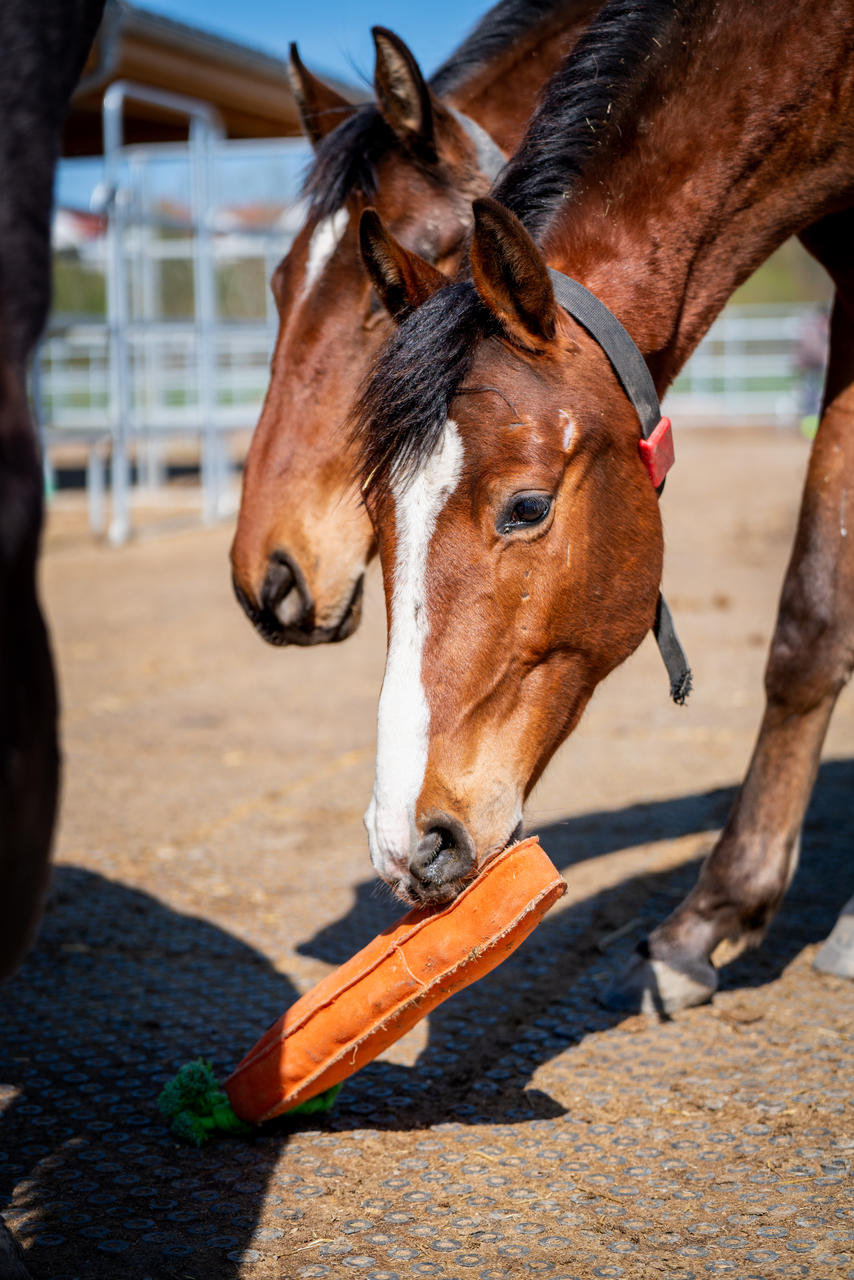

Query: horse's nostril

[410,815,475,888]
[414,826,454,871]
[429,827,456,857]
[261,552,312,628]
[261,554,294,609]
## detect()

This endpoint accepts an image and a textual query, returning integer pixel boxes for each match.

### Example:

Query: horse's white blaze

[366,420,464,883]
[303,208,348,295]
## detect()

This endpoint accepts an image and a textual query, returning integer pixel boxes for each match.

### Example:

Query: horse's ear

[470,197,557,347]
[372,27,435,155]
[359,209,447,323]
[288,43,356,147]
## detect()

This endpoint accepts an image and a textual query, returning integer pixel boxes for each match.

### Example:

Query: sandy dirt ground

[1,427,852,1279]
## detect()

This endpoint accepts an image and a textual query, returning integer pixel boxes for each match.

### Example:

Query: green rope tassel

[158,1059,341,1145]
[286,1084,342,1116]
[158,1060,251,1146]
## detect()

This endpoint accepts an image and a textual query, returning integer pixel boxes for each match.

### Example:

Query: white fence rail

[40,321,276,432]
[663,306,827,425]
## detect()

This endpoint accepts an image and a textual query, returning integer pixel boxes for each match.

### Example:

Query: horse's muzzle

[232,552,364,647]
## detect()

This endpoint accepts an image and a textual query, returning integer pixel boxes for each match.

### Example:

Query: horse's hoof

[600,944,717,1015]
[813,895,854,979]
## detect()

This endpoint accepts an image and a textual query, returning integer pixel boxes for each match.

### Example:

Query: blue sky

[140,0,492,85]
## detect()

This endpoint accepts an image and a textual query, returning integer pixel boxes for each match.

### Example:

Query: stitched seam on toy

[395,944,427,989]
[236,860,564,1097]
[249,839,539,1048]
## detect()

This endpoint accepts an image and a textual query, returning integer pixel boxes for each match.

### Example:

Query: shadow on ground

[298,778,741,967]
[0,871,298,1279]
[298,758,853,1126]
[1,759,851,1278]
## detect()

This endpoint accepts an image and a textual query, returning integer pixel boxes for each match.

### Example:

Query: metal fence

[41,80,308,542]
[39,321,276,432]
[40,82,828,542]
[39,305,825,436]
[664,305,827,426]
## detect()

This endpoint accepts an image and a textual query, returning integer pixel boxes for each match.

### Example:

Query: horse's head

[358,199,663,902]
[230,30,500,646]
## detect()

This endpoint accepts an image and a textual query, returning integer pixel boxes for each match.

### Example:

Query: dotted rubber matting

[1,764,853,1280]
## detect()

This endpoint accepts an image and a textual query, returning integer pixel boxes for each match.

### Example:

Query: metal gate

[39,81,308,543]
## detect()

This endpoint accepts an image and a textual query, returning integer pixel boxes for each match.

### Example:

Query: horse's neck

[544,1,854,389]
[445,4,598,154]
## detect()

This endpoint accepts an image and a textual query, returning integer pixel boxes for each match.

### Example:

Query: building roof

[65,1,362,155]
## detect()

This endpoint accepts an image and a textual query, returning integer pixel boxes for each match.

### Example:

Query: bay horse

[230,1,605,645]
[0,0,105,985]
[355,0,854,1012]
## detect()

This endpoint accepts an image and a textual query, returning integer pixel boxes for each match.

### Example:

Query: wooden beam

[64,2,363,154]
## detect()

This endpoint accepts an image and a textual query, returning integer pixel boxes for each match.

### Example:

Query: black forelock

[354,282,497,493]
[302,106,398,221]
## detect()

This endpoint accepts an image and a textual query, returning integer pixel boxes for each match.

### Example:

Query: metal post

[138,153,165,490]
[87,443,107,534]
[191,118,219,522]
[103,83,132,543]
[101,81,223,541]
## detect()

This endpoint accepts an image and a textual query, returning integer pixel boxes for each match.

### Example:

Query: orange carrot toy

[159,837,565,1142]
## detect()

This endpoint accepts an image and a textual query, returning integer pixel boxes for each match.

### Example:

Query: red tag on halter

[638,416,674,488]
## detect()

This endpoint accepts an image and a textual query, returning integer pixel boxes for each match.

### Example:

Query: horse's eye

[500,493,553,534]
[512,495,550,523]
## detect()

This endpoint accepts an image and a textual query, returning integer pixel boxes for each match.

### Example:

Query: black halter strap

[547,266,692,705]
[448,108,506,183]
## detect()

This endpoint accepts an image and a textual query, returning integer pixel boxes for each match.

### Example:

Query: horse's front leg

[607,221,854,1014]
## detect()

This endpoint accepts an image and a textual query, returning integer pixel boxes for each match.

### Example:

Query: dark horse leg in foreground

[1,7,105,1274]
[0,0,105,983]
[617,208,854,1009]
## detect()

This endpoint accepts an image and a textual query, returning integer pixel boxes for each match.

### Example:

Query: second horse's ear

[470,197,557,349]
[372,27,435,157]
[288,43,357,148]
[359,209,448,322]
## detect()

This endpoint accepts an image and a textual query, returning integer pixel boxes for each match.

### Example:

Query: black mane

[304,0,587,220]
[430,0,588,97]
[493,0,687,239]
[355,0,688,491]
